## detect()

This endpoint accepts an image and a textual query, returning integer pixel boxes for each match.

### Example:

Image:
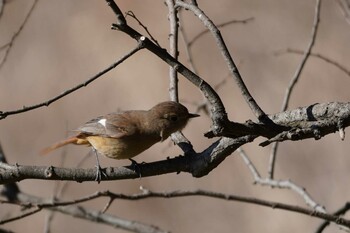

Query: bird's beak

[188,113,200,118]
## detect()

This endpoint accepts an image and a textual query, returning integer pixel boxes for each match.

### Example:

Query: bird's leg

[92,148,106,183]
[129,158,143,178]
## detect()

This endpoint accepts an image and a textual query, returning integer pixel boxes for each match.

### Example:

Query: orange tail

[40,136,88,155]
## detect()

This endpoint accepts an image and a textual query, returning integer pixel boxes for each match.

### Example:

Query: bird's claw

[95,165,107,183]
[129,159,145,178]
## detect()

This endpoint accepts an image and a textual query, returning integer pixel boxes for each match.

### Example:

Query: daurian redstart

[41,101,199,181]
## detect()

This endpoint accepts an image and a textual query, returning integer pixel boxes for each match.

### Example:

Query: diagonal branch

[282,48,350,78]
[7,192,168,233]
[0,0,39,70]
[0,44,143,120]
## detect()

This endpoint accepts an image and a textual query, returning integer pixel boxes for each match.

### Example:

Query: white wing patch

[98,118,107,127]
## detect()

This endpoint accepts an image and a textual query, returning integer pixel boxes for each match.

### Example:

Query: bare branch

[0,207,42,224]
[5,189,350,228]
[0,0,5,21]
[14,192,168,233]
[0,0,39,70]
[281,0,322,112]
[238,148,326,212]
[0,135,253,183]
[280,48,350,78]
[188,17,254,47]
[179,10,200,74]
[0,44,143,120]
[125,11,161,47]
[337,0,350,25]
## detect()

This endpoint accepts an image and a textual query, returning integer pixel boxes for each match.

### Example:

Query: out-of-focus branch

[280,0,322,115]
[3,189,350,228]
[0,0,5,20]
[188,17,254,48]
[2,192,168,233]
[238,148,326,212]
[0,0,39,70]
[337,0,350,25]
[179,10,199,74]
[269,0,322,178]
[0,44,143,120]
[277,48,350,78]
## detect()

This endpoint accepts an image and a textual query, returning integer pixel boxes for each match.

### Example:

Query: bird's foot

[129,159,145,178]
[95,165,107,184]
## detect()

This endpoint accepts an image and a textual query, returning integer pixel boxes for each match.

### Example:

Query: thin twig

[280,0,322,113]
[281,48,350,78]
[8,192,169,233]
[188,17,254,47]
[337,0,350,25]
[125,11,161,47]
[314,202,350,233]
[238,148,326,213]
[0,207,42,224]
[0,0,39,70]
[0,0,5,21]
[0,44,143,120]
[269,0,322,179]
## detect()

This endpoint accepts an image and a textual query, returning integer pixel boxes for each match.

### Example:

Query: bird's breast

[86,135,161,159]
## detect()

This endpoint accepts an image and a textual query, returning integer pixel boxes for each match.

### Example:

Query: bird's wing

[75,113,137,138]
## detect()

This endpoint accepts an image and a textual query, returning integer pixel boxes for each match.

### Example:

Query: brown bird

[41,101,199,181]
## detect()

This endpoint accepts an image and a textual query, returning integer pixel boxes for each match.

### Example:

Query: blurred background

[1,0,350,232]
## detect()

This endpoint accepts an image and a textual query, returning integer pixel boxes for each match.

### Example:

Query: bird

[41,101,200,182]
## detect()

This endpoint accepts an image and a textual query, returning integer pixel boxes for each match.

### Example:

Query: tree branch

[0,0,39,70]
[0,44,143,120]
[0,134,254,184]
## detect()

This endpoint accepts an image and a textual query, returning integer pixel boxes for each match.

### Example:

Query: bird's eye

[169,115,178,122]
